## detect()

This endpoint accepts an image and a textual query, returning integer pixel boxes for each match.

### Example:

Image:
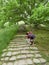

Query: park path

[0,35,47,65]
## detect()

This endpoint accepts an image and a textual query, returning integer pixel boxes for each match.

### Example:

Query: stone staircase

[0,35,47,65]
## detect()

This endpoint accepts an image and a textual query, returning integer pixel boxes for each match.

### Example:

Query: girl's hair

[26,32,29,35]
[29,31,32,34]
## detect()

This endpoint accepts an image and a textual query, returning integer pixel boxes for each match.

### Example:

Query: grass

[0,24,18,56]
[33,29,49,62]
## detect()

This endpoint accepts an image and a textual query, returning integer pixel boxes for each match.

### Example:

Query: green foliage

[0,24,18,55]
[30,3,49,28]
[0,0,48,27]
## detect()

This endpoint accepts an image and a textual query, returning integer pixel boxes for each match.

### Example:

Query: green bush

[0,24,18,55]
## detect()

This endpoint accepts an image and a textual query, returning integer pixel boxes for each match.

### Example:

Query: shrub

[0,24,18,55]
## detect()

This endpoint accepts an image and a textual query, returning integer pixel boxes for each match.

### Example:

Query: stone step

[8,44,29,47]
[33,58,46,64]
[0,37,47,65]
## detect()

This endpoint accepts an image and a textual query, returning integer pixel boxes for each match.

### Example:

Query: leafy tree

[0,0,49,28]
[30,3,49,28]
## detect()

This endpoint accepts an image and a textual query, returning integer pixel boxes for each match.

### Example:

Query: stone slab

[17,60,26,65]
[26,59,33,64]
[7,62,13,65]
[2,63,7,65]
[10,56,16,61]
[17,55,26,59]
[33,58,41,63]
[39,58,46,63]
[6,52,12,56]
